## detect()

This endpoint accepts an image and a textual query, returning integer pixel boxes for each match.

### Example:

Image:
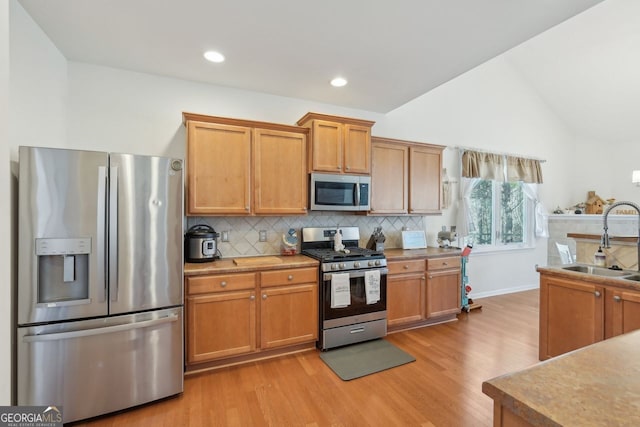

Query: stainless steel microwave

[309,173,370,211]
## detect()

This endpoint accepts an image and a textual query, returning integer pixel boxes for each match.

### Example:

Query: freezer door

[18,146,110,325]
[108,153,183,314]
[17,307,184,424]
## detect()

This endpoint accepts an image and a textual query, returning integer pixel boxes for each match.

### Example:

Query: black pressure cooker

[185,224,220,262]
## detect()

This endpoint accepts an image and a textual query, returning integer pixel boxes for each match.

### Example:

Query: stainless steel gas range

[301,226,388,350]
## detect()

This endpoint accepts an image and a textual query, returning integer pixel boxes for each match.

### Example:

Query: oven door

[321,268,387,327]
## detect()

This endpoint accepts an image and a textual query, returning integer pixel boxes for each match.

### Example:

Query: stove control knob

[368,261,375,267]
[331,264,338,270]
[339,263,346,269]
[375,260,381,266]
[353,261,360,268]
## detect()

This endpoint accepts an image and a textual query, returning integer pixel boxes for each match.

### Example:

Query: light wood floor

[74,290,540,427]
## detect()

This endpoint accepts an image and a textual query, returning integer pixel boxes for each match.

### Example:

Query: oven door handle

[324,268,388,281]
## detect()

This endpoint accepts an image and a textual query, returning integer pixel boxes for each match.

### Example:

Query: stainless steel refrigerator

[17,146,184,423]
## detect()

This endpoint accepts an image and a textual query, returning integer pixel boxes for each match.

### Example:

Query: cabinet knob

[288,275,294,281]
[614,295,622,302]
[442,262,448,266]
[403,265,409,269]
[262,294,267,300]
[245,206,250,211]
[249,295,255,301]
[422,276,426,280]
[220,281,227,287]
[428,275,433,280]
[594,291,601,298]
[346,166,350,170]
[337,165,341,169]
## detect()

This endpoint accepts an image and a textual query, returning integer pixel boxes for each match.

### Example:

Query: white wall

[374,55,574,296]
[1,0,11,406]
[4,0,70,403]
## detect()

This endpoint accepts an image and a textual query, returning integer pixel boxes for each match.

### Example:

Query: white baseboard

[471,283,539,299]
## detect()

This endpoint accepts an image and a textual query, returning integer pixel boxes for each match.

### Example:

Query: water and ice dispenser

[35,238,91,305]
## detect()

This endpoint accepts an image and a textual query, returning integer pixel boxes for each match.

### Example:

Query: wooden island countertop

[482,329,640,426]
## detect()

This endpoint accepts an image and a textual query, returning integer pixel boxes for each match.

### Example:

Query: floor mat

[319,339,416,381]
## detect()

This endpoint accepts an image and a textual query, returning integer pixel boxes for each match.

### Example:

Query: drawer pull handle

[288,275,294,280]
[220,281,227,287]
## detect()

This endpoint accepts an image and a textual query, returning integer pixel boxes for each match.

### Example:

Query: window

[467,179,532,249]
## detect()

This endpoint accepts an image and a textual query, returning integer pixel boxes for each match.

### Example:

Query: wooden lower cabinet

[387,260,425,326]
[539,273,640,360]
[186,266,318,368]
[425,256,461,318]
[187,290,256,363]
[387,256,461,331]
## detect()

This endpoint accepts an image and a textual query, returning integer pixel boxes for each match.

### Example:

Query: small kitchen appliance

[301,226,388,350]
[185,224,219,262]
[437,226,457,248]
[309,173,371,211]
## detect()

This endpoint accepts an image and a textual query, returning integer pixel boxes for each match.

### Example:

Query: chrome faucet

[601,201,640,271]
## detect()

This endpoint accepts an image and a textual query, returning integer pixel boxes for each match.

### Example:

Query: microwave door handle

[355,182,360,207]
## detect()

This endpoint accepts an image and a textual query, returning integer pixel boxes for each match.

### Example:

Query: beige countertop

[567,233,638,243]
[185,254,318,276]
[536,264,640,292]
[185,247,461,276]
[482,329,640,426]
[384,247,462,260]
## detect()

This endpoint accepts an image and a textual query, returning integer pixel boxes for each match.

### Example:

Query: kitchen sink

[561,265,631,277]
[623,275,640,282]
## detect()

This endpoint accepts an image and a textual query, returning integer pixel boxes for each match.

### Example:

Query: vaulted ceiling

[18,0,604,113]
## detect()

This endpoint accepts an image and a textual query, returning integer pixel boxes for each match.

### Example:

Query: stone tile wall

[187,212,427,258]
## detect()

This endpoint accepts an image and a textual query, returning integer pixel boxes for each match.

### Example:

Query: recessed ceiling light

[203,51,225,63]
[330,77,347,87]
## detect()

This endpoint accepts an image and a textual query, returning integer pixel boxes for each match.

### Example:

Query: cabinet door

[186,121,251,215]
[387,273,425,327]
[260,283,318,349]
[310,120,342,172]
[425,269,461,318]
[186,291,256,364]
[606,288,640,338]
[370,141,408,214]
[343,124,371,174]
[539,276,604,360]
[253,129,308,215]
[409,146,442,214]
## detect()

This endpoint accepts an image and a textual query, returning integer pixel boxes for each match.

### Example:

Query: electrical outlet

[221,231,229,242]
[259,230,267,242]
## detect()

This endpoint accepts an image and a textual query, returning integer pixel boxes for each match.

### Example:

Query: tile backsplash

[187,212,427,258]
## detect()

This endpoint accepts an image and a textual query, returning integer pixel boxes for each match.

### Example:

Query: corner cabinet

[538,271,640,360]
[370,137,444,215]
[296,112,374,175]
[184,112,308,216]
[185,264,318,369]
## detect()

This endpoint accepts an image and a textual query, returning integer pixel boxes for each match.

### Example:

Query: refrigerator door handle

[109,166,119,302]
[97,166,107,302]
[22,314,179,343]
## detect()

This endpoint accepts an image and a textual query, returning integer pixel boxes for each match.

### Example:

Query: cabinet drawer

[261,267,318,288]
[426,256,460,271]
[187,273,257,295]
[388,259,425,275]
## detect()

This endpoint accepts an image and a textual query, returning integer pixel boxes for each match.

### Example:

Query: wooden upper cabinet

[253,129,307,215]
[370,140,408,214]
[186,120,252,215]
[297,112,374,175]
[184,112,308,216]
[370,137,444,215]
[409,145,443,214]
